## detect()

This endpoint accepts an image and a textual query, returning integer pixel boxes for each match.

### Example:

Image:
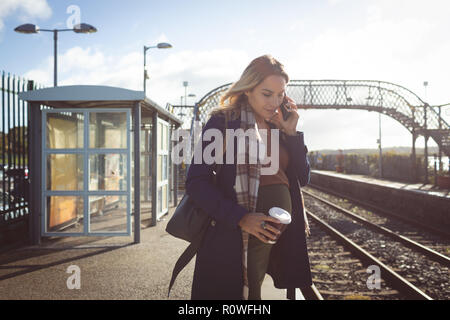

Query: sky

[1,0,449,152]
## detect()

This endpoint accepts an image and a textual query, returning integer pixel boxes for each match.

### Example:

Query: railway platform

[310,170,450,236]
[0,198,302,300]
[311,169,449,198]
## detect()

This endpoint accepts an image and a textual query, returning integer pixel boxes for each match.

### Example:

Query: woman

[185,54,312,300]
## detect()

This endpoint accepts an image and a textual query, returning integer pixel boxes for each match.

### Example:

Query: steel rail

[302,188,450,267]
[307,183,450,239]
[300,284,324,300]
[306,210,433,300]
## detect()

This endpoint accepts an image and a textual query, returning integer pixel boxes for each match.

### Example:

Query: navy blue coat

[185,113,312,300]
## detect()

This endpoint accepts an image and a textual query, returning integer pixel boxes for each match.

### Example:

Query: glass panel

[140,129,148,152]
[89,112,127,149]
[46,196,83,233]
[46,112,84,149]
[140,153,146,177]
[164,125,168,151]
[159,122,164,151]
[157,155,162,182]
[46,154,83,190]
[89,197,127,233]
[148,127,152,151]
[140,177,151,202]
[163,155,168,180]
[162,184,167,211]
[158,187,162,213]
[89,154,127,191]
[160,125,163,151]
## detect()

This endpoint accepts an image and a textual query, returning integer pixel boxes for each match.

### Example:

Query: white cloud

[23,45,250,108]
[23,40,442,150]
[327,0,345,5]
[21,0,449,151]
[153,33,170,44]
[146,49,249,106]
[366,4,382,23]
[60,47,106,73]
[288,17,436,80]
[301,109,418,150]
[284,0,449,149]
[0,0,52,32]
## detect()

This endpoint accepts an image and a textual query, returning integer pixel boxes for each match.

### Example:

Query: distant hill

[311,146,440,155]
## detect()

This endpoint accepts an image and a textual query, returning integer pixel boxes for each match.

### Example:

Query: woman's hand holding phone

[265,96,299,136]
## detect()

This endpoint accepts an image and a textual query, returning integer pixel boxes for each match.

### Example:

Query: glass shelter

[19,85,182,244]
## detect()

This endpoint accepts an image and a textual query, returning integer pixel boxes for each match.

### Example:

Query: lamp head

[14,24,39,34]
[157,42,172,49]
[73,23,97,34]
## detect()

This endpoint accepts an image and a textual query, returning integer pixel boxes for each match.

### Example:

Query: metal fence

[0,71,42,250]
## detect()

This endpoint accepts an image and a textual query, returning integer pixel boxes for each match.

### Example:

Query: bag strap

[167,224,209,297]
[167,118,227,297]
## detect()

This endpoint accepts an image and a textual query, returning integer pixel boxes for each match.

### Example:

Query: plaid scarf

[234,102,262,300]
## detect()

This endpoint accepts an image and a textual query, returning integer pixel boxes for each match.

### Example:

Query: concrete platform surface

[0,203,296,300]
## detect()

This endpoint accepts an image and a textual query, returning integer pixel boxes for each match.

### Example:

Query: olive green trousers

[247,183,292,300]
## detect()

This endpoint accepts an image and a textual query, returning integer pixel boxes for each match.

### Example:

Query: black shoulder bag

[166,117,227,297]
[166,165,222,297]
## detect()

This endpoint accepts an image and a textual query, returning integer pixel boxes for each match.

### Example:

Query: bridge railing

[189,80,448,132]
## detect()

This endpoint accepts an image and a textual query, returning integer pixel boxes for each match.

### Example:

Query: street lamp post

[14,23,97,87]
[143,42,172,95]
[423,81,428,101]
[378,112,383,178]
[187,93,197,120]
[183,81,188,107]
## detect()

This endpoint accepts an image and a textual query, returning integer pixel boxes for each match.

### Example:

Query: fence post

[26,80,42,245]
[424,104,429,184]
[433,154,437,187]
[411,131,417,183]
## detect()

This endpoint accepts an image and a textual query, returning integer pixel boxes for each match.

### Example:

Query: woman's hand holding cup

[238,212,281,244]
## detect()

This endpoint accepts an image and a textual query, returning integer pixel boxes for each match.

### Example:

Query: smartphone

[279,97,291,121]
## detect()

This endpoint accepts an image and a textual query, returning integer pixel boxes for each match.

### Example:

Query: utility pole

[377,112,383,178]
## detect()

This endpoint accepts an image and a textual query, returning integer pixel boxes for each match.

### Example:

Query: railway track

[305,217,406,300]
[303,187,450,266]
[302,186,450,300]
[306,183,450,240]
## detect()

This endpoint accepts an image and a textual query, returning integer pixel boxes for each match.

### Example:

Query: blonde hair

[209,54,289,122]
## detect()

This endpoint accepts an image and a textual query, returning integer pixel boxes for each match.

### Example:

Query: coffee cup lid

[268,207,291,224]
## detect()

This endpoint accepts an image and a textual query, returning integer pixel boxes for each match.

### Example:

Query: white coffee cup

[267,207,291,244]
